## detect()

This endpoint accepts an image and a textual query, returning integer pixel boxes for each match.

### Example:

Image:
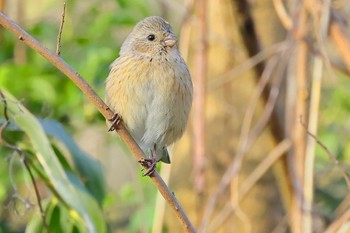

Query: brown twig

[198,45,290,232]
[0,12,196,233]
[208,41,289,91]
[300,117,350,189]
[23,160,50,233]
[273,0,292,30]
[207,139,291,232]
[56,2,66,56]
[239,139,292,198]
[0,90,50,232]
[275,2,350,82]
[230,2,292,219]
[324,208,350,233]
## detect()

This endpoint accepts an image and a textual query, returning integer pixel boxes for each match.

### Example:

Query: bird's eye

[147,34,156,41]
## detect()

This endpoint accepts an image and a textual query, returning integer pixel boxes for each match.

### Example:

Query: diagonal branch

[232,0,284,141]
[0,12,196,233]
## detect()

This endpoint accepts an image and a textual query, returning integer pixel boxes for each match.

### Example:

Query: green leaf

[25,209,44,233]
[48,204,61,233]
[39,119,106,204]
[1,90,106,233]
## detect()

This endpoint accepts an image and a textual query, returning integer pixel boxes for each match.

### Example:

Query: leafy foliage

[1,90,106,233]
[0,0,159,232]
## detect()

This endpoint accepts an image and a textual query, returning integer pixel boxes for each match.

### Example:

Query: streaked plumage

[105,16,193,170]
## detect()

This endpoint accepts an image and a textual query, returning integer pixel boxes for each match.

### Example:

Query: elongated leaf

[40,119,105,204]
[1,90,106,233]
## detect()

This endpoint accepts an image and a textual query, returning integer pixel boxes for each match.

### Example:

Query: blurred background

[1,0,350,232]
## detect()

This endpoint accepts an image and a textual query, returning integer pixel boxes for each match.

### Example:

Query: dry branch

[324,208,350,233]
[289,4,309,232]
[199,47,290,232]
[56,1,66,56]
[230,3,292,217]
[0,12,196,233]
[231,0,284,141]
[207,139,291,232]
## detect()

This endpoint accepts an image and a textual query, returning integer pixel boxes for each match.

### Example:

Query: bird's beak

[164,34,177,48]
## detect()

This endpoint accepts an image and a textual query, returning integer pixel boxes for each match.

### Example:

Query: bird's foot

[108,113,121,132]
[139,157,157,176]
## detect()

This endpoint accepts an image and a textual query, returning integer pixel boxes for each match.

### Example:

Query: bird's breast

[106,54,192,148]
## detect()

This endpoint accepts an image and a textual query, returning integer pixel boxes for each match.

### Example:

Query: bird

[105,16,193,176]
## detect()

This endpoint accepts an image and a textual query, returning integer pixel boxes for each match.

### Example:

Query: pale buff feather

[105,16,193,163]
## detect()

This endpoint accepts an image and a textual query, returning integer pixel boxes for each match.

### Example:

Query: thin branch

[199,45,290,232]
[207,139,291,232]
[208,41,289,91]
[273,0,292,30]
[239,139,291,198]
[56,1,66,56]
[324,208,350,233]
[7,193,34,216]
[300,117,350,189]
[23,159,50,233]
[231,0,287,145]
[274,2,350,82]
[333,192,350,220]
[227,4,292,223]
[0,12,196,233]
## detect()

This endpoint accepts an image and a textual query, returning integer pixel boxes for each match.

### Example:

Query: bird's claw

[108,113,121,132]
[139,158,157,176]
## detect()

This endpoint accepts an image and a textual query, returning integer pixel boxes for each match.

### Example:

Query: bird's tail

[159,147,171,164]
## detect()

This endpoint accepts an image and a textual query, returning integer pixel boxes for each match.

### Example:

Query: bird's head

[120,16,178,58]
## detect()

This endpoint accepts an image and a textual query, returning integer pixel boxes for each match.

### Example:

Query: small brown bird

[105,16,193,175]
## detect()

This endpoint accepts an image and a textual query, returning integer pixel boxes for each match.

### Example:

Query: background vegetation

[1,0,350,232]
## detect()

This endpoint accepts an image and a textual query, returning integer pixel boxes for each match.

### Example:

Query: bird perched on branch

[105,16,193,176]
